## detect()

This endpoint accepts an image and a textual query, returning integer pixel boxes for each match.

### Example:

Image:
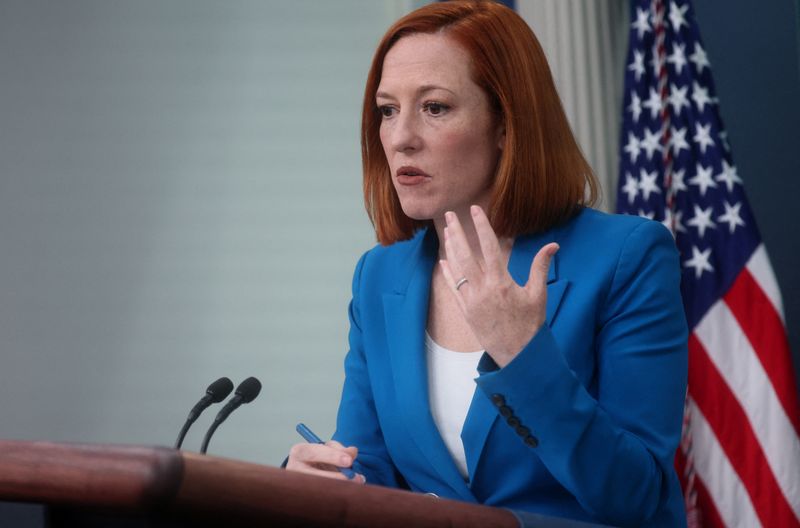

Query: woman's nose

[390,112,422,153]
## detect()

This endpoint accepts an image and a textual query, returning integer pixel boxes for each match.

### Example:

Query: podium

[0,439,518,527]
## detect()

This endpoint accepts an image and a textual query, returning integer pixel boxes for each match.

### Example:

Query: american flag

[616,1,800,526]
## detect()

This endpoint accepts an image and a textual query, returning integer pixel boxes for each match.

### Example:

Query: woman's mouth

[396,166,430,186]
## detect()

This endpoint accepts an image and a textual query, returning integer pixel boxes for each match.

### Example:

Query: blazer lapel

[383,229,477,502]
[461,233,569,481]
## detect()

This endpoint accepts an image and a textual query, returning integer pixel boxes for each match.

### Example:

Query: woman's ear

[496,121,506,151]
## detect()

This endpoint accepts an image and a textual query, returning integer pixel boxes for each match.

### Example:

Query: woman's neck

[433,211,480,261]
[432,208,513,264]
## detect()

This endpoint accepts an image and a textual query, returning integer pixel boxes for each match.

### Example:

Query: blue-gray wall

[0,0,400,465]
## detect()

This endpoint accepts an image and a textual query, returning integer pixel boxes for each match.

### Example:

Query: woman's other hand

[286,440,366,483]
[440,205,559,368]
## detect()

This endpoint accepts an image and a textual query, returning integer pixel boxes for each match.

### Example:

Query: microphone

[200,376,262,454]
[174,377,234,449]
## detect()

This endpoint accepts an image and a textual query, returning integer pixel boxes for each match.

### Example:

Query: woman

[287,2,688,526]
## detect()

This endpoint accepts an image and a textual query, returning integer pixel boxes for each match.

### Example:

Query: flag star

[641,127,664,160]
[669,1,690,32]
[717,201,746,233]
[628,92,643,122]
[667,43,688,75]
[715,160,743,192]
[629,50,646,82]
[691,81,714,112]
[638,209,655,220]
[622,172,639,204]
[671,126,691,157]
[673,209,688,233]
[669,83,690,115]
[689,43,711,74]
[631,7,652,40]
[687,204,717,238]
[639,168,662,201]
[661,208,688,236]
[662,208,673,233]
[624,132,642,163]
[662,208,675,234]
[684,245,714,279]
[689,162,717,196]
[642,87,662,120]
[670,168,688,193]
[649,45,661,79]
[693,122,715,154]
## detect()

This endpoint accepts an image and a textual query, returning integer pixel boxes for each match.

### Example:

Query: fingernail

[470,205,480,216]
[445,211,454,223]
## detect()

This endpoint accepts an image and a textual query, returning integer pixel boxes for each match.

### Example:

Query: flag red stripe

[688,334,799,527]
[674,444,702,527]
[692,474,725,528]
[675,419,732,528]
[724,268,800,435]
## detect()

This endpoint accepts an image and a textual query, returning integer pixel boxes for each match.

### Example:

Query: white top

[425,332,484,480]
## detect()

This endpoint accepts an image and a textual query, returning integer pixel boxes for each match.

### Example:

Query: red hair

[362,0,598,245]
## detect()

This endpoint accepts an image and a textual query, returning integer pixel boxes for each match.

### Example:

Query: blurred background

[0,0,797,467]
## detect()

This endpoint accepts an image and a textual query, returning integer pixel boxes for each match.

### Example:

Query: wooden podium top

[0,439,518,527]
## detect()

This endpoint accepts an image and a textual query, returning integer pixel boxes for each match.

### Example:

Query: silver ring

[455,277,469,290]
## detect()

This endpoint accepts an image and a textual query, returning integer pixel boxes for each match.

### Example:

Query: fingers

[295,465,359,481]
[288,442,353,468]
[443,211,482,286]
[439,259,468,312]
[527,243,559,295]
[439,258,455,286]
[470,205,504,277]
[286,442,364,482]
[326,440,358,461]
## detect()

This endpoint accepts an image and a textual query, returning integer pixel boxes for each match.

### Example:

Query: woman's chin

[399,203,439,222]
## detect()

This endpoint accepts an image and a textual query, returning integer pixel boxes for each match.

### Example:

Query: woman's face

[377,33,504,222]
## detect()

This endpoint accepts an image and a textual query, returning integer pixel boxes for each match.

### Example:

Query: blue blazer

[333,208,688,527]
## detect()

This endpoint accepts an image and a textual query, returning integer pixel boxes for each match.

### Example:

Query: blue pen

[296,423,358,480]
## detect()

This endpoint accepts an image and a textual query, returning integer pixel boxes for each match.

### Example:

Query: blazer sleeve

[332,252,403,487]
[474,220,688,526]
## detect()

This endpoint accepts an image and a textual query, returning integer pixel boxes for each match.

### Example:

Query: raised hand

[439,205,558,368]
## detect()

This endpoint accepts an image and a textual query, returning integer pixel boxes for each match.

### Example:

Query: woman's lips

[396,174,429,186]
[396,166,430,186]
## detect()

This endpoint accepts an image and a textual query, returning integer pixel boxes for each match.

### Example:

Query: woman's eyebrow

[376,84,456,100]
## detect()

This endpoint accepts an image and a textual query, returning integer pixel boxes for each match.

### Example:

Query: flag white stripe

[695,301,800,519]
[745,244,786,323]
[689,398,762,528]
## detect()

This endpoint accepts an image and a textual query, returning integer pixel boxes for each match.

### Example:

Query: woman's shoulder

[569,206,667,233]
[359,227,429,264]
[351,227,432,290]
[555,207,674,248]
[529,207,678,281]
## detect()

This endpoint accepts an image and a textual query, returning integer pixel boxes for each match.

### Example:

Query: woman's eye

[423,102,449,116]
[378,105,395,118]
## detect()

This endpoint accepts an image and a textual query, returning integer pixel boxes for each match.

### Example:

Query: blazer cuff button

[524,435,539,448]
